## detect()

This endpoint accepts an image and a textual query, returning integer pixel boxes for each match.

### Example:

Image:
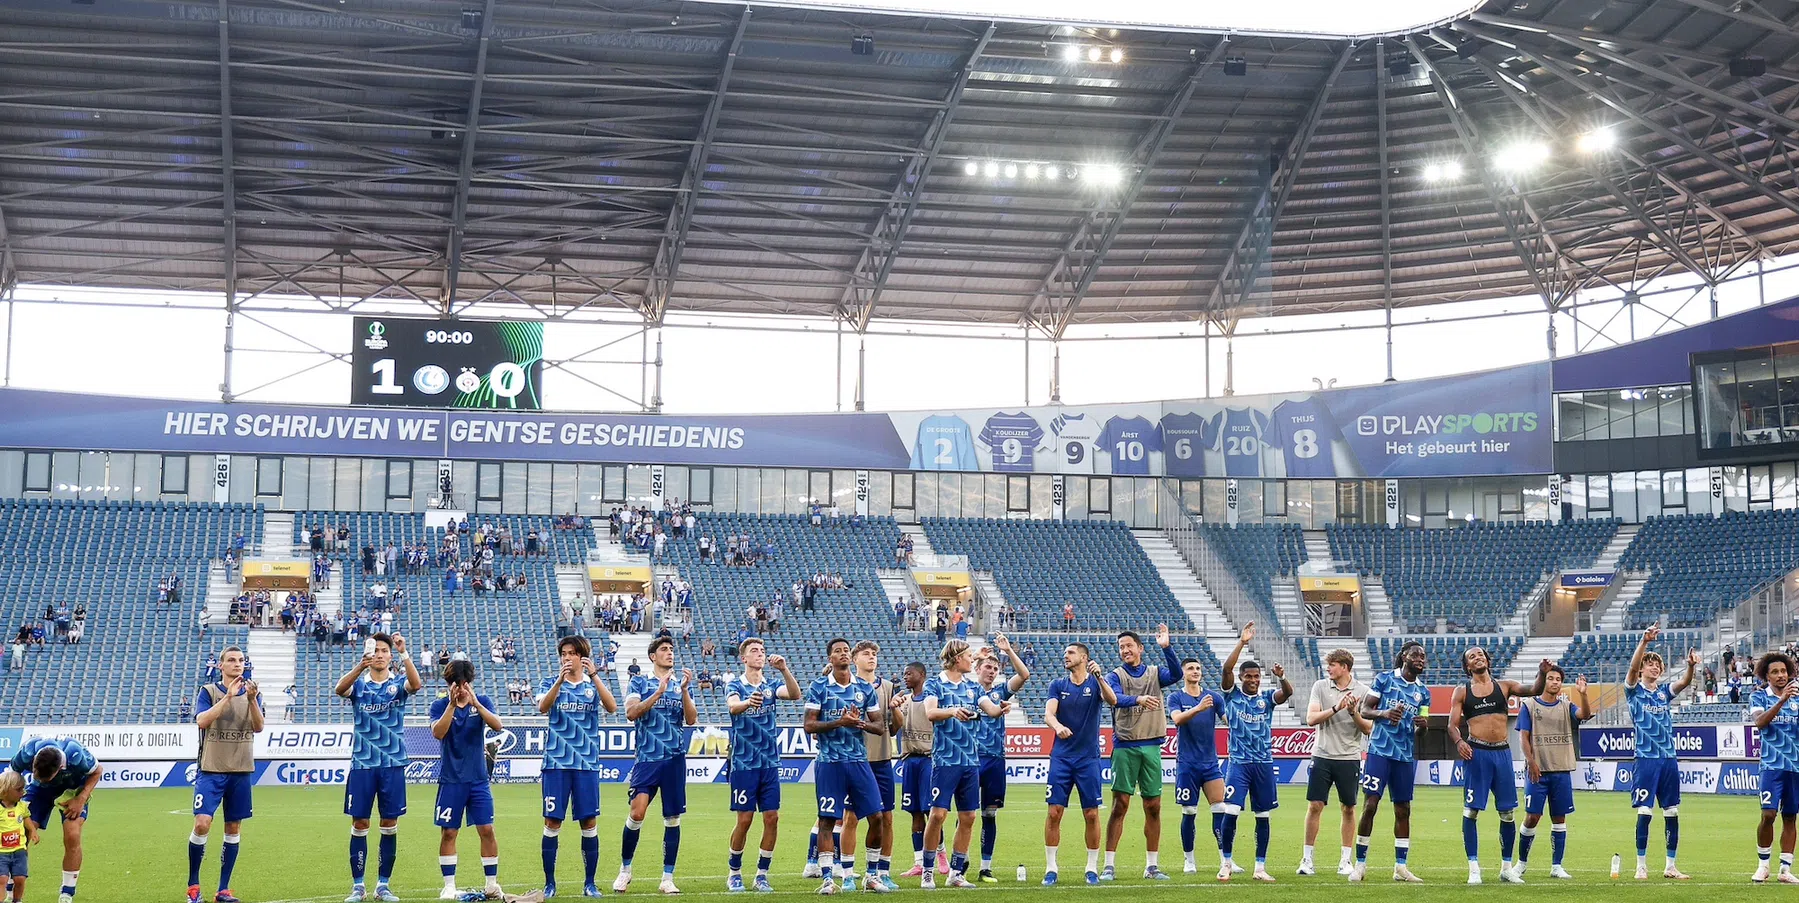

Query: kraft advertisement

[0,361,1552,477]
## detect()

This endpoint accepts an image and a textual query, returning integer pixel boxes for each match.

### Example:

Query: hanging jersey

[1212,408,1269,478]
[978,413,1045,473]
[1048,413,1102,474]
[911,415,979,472]
[349,672,412,769]
[1159,412,1212,478]
[1098,415,1161,476]
[1270,397,1340,478]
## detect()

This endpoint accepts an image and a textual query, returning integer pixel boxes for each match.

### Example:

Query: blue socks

[378,830,397,883]
[1396,838,1410,866]
[808,829,819,864]
[621,820,643,868]
[1180,813,1196,855]
[218,834,241,891]
[980,816,997,861]
[924,847,936,871]
[1355,838,1368,865]
[583,831,600,885]
[1219,814,1238,858]
[1212,810,1225,846]
[1463,816,1479,861]
[1635,813,1651,858]
[542,831,559,885]
[1253,816,1270,864]
[187,835,205,887]
[1665,815,1679,857]
[912,831,925,860]
[757,850,773,876]
[950,852,968,875]
[663,825,681,875]
[1551,825,1567,866]
[350,831,369,884]
[1500,816,1516,862]
[1519,827,1535,863]
[729,848,745,873]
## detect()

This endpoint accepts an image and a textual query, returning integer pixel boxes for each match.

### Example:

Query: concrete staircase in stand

[610,633,652,697]
[1302,531,1334,571]
[1597,572,1649,632]
[1270,579,1302,635]
[899,524,935,560]
[1363,578,1397,635]
[247,628,298,722]
[262,511,294,557]
[204,559,236,628]
[1593,524,1637,571]
[1505,634,1576,683]
[1133,531,1238,669]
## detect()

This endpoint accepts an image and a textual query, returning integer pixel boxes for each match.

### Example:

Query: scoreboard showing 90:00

[349,316,545,410]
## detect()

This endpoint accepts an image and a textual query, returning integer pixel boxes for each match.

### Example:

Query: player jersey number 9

[1064,441,1084,465]
[1113,440,1145,462]
[1001,438,1023,464]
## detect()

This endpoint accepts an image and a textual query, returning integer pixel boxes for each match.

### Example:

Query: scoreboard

[350,316,544,409]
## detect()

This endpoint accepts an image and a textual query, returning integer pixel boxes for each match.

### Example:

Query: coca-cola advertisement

[1002,727,1320,759]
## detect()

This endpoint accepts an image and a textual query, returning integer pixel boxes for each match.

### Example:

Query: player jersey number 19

[1113,440,1145,462]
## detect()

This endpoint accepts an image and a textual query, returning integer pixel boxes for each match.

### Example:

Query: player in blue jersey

[1752,651,1799,884]
[1041,643,1118,886]
[911,415,979,471]
[537,635,619,898]
[724,638,801,893]
[429,658,505,901]
[1167,657,1227,875]
[1625,625,1698,880]
[977,413,1045,472]
[189,646,265,903]
[617,636,698,895]
[921,640,1005,889]
[335,632,423,902]
[1349,641,1430,883]
[8,737,100,903]
[1217,623,1293,883]
[804,638,887,895]
[972,635,1029,882]
[836,641,903,892]
[1516,664,1591,881]
[1448,648,1548,885]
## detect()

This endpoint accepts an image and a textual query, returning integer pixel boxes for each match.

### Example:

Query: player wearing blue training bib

[616,636,698,895]
[1040,643,1117,886]
[724,638,801,893]
[536,635,619,898]
[10,736,100,903]
[429,658,504,900]
[1448,647,1548,886]
[1351,641,1430,882]
[1168,659,1228,875]
[1751,651,1799,883]
[921,640,1004,889]
[335,632,423,902]
[972,636,1030,882]
[1216,623,1294,883]
[1624,626,1697,881]
[804,638,888,895]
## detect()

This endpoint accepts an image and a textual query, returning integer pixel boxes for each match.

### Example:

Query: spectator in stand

[66,618,82,645]
[360,545,376,576]
[1021,643,1038,671]
[9,633,23,671]
[627,658,641,678]
[310,526,325,554]
[337,523,350,552]
[385,542,399,576]
[1063,602,1075,629]
[178,695,192,721]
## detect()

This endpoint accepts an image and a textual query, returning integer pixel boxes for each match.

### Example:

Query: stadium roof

[1,0,1798,336]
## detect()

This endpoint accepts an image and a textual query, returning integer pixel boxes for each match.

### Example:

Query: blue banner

[1560,571,1614,588]
[1580,726,1719,759]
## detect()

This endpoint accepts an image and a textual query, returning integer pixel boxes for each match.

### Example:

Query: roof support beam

[644,8,752,325]
[838,22,995,333]
[438,0,496,316]
[1201,41,1356,319]
[218,0,240,402]
[1457,52,1718,285]
[1404,36,1581,310]
[1376,41,1393,324]
[1027,39,1234,339]
[1458,22,1799,226]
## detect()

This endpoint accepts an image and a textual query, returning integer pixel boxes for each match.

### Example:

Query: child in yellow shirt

[0,771,34,902]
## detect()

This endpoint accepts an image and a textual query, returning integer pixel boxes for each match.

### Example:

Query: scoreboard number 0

[489,362,527,399]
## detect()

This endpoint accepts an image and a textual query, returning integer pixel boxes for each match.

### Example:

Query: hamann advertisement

[0,361,1551,477]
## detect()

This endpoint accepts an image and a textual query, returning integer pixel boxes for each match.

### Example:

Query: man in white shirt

[1299,648,1372,877]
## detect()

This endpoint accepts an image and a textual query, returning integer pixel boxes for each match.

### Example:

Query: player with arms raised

[617,636,698,895]
[1216,624,1293,883]
[1166,656,1226,875]
[429,659,505,900]
[537,636,618,898]
[1751,650,1799,883]
[336,632,423,902]
[1349,641,1429,883]
[973,635,1028,883]
[803,638,886,895]
[724,638,800,892]
[1516,664,1591,880]
[188,646,265,903]
[921,640,1004,889]
[1100,625,1182,881]
[1625,625,1698,880]
[1447,648,1547,884]
[8,737,100,903]
[1040,643,1118,886]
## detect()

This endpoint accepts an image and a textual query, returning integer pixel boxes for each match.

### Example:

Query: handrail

[1156,481,1291,671]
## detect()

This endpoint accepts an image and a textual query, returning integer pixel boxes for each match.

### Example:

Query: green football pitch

[22,785,1775,901]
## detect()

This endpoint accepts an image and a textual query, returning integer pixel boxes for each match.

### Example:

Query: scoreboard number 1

[369,358,405,395]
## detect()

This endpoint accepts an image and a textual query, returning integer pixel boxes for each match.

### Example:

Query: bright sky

[697,0,1481,38]
[7,255,1796,414]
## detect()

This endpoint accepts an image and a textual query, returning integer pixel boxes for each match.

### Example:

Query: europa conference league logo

[362,321,388,351]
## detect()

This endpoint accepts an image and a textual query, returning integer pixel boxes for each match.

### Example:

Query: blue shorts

[1526,771,1575,817]
[1359,753,1416,805]
[193,772,254,823]
[24,785,86,826]
[729,766,781,813]
[868,760,896,813]
[1462,746,1518,812]
[344,766,409,821]
[1762,768,1799,815]
[978,756,1007,809]
[626,758,688,818]
[542,768,601,823]
[1174,761,1224,808]
[930,763,980,813]
[816,761,883,820]
[1224,760,1278,814]
[896,758,934,814]
[1631,757,1681,809]
[0,850,25,878]
[1045,757,1102,811]
[434,782,495,829]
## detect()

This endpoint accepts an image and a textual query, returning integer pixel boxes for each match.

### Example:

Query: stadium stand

[1198,523,1307,623]
[0,499,263,722]
[1617,510,1799,629]
[1291,635,1525,686]
[1557,630,1703,681]
[1327,520,1619,632]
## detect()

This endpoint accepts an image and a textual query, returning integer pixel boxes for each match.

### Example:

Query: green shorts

[1109,745,1164,798]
